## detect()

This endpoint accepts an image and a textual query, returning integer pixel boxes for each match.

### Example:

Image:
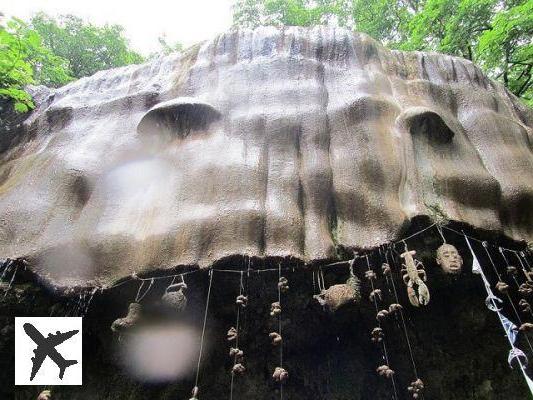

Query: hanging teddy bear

[313,269,361,312]
[270,302,282,317]
[272,367,288,382]
[161,281,188,312]
[110,303,142,334]
[269,332,282,346]
[278,277,289,293]
[376,365,394,378]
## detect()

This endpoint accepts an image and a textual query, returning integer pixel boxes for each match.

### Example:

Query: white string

[134,278,153,303]
[364,255,399,400]
[230,271,244,400]
[277,262,283,400]
[195,269,214,388]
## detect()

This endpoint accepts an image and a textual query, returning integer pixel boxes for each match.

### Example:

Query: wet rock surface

[0,27,532,287]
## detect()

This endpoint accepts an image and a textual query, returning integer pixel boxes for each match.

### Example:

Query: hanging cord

[230,271,245,400]
[278,262,284,400]
[194,269,215,392]
[365,255,399,400]
[482,242,533,355]
[384,246,421,380]
[436,225,447,243]
[518,251,533,271]
[499,247,523,289]
[3,264,18,299]
[134,278,154,303]
[513,251,533,282]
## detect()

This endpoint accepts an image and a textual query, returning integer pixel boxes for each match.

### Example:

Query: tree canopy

[29,13,144,79]
[232,0,533,106]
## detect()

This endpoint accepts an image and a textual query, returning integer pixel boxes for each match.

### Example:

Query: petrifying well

[0,27,532,287]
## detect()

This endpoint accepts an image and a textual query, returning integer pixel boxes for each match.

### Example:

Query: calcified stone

[0,26,532,287]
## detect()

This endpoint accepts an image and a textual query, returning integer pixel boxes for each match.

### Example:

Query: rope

[134,278,154,303]
[436,224,447,243]
[230,271,245,400]
[384,246,421,380]
[195,269,214,388]
[277,262,284,400]
[482,242,533,355]
[365,255,399,400]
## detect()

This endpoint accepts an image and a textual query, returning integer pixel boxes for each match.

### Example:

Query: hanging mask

[436,243,463,274]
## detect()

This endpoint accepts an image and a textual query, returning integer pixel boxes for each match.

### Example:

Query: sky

[3,0,235,55]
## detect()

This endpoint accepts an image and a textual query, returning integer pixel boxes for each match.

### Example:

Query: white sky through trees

[3,0,234,55]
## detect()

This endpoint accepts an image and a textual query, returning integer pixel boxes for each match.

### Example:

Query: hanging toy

[269,332,282,346]
[519,282,533,297]
[382,263,392,276]
[189,386,199,400]
[369,289,382,302]
[507,265,518,275]
[376,365,395,378]
[313,268,361,312]
[519,323,533,332]
[270,301,282,317]
[364,270,377,281]
[371,327,384,343]
[435,243,463,274]
[111,303,142,334]
[388,303,403,315]
[161,280,188,311]
[229,347,244,361]
[407,378,424,399]
[376,309,389,321]
[519,299,532,313]
[400,249,430,307]
[37,390,51,400]
[495,281,510,294]
[231,363,246,375]
[272,367,288,382]
[236,294,248,307]
[227,327,238,342]
[278,277,289,293]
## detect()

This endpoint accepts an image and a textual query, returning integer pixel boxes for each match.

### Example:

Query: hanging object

[388,303,403,315]
[272,367,288,382]
[381,263,392,276]
[465,234,533,397]
[110,303,142,334]
[376,365,395,379]
[520,323,533,332]
[269,332,282,346]
[435,243,463,274]
[365,270,377,281]
[37,390,51,400]
[369,289,382,302]
[313,267,361,312]
[189,386,199,400]
[227,327,238,342]
[519,282,533,297]
[407,378,424,399]
[161,280,188,311]
[278,277,289,293]
[229,347,244,360]
[236,294,248,307]
[519,299,532,314]
[371,327,384,343]
[231,363,246,375]
[270,301,282,317]
[376,309,389,321]
[400,248,430,307]
[507,265,518,275]
[496,281,510,294]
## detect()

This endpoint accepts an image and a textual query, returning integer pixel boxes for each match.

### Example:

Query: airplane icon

[23,322,79,381]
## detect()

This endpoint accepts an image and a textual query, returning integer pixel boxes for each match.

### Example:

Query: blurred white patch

[96,158,178,240]
[118,323,199,382]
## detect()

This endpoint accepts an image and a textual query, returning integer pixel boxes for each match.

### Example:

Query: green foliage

[0,17,71,113]
[232,0,533,105]
[30,13,144,79]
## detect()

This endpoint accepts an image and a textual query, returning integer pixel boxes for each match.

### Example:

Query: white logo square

[15,317,82,385]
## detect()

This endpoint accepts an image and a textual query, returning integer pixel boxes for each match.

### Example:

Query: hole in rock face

[408,110,455,144]
[137,97,221,139]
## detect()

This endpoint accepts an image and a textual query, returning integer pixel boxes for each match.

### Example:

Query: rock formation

[0,27,532,287]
